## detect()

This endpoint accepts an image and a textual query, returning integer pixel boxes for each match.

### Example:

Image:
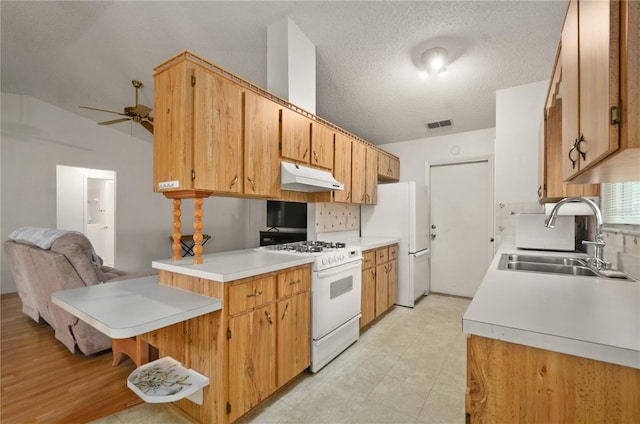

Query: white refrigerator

[361,181,430,307]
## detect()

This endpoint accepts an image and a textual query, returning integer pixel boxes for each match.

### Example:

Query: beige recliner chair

[4,228,156,356]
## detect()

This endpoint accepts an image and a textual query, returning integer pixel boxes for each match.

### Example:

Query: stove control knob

[340,254,345,261]
[328,257,334,264]
[322,258,327,266]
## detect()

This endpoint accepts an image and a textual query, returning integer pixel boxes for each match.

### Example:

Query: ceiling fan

[80,80,154,134]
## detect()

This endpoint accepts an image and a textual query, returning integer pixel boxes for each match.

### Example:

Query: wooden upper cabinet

[562,0,620,180]
[540,44,599,202]
[351,141,367,204]
[244,91,281,198]
[377,152,400,182]
[192,64,244,194]
[333,133,352,203]
[153,60,194,193]
[280,108,311,164]
[310,123,334,170]
[365,146,378,204]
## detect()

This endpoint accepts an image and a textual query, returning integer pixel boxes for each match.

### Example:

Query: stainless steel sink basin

[497,253,634,280]
[503,261,600,277]
[506,254,587,266]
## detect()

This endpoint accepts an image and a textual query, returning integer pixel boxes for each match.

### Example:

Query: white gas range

[259,240,362,372]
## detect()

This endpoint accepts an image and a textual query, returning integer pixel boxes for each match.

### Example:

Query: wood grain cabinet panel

[276,291,310,387]
[387,258,398,308]
[360,266,376,329]
[377,151,400,182]
[466,335,640,423]
[280,108,311,164]
[310,123,334,170]
[561,0,624,181]
[244,92,281,197]
[228,303,277,422]
[539,44,599,202]
[333,133,353,203]
[365,146,378,204]
[351,141,367,204]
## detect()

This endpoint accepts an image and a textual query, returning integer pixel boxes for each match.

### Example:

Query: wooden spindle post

[172,199,182,260]
[193,198,204,264]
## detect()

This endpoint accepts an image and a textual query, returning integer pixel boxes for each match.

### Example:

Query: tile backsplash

[314,203,360,233]
[602,228,640,280]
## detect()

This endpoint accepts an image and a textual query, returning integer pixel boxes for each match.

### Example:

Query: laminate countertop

[52,275,222,339]
[152,248,315,282]
[462,247,640,369]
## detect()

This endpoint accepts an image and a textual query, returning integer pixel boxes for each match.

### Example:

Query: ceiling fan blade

[140,120,154,134]
[98,118,132,126]
[80,106,127,116]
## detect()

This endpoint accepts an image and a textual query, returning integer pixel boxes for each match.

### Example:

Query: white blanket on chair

[9,227,103,266]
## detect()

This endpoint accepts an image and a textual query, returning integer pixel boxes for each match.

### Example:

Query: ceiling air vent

[426,119,453,130]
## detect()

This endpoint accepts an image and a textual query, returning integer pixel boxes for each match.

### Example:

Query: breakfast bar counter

[152,248,315,282]
[52,275,222,339]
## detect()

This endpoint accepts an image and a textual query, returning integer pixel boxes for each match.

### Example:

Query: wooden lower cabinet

[277,291,311,387]
[360,244,398,329]
[228,303,277,422]
[387,258,398,308]
[142,266,311,424]
[466,335,640,423]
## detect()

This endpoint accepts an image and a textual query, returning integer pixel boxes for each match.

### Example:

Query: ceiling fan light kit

[80,80,154,134]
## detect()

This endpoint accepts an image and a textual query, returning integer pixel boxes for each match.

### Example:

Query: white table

[52,275,222,339]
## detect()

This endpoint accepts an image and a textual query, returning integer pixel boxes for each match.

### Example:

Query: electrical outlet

[158,180,179,189]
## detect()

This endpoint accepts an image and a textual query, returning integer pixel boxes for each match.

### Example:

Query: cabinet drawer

[228,276,275,316]
[277,267,310,298]
[388,244,399,261]
[362,251,376,270]
[376,247,388,265]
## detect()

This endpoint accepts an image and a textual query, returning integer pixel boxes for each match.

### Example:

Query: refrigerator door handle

[411,249,430,258]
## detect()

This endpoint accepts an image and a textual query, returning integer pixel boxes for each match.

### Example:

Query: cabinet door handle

[247,292,255,298]
[361,193,366,202]
[247,176,256,192]
[366,193,371,202]
[575,134,586,161]
[371,270,376,279]
[388,263,392,273]
[265,310,273,325]
[313,150,319,163]
[568,141,578,169]
[255,289,263,296]
[346,191,351,201]
[303,148,309,160]
[281,302,289,320]
[537,186,542,198]
[229,174,238,189]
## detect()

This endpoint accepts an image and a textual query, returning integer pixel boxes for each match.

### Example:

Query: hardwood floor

[1,293,143,423]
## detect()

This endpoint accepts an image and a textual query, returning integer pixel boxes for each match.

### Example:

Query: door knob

[431,233,437,240]
[431,225,437,229]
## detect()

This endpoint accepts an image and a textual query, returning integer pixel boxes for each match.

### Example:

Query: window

[601,181,640,225]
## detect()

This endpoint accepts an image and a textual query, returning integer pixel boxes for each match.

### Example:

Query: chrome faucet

[544,197,608,270]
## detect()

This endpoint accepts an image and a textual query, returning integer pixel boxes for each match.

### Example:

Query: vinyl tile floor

[90,294,471,424]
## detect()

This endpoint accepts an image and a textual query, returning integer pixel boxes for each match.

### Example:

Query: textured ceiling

[1,1,568,145]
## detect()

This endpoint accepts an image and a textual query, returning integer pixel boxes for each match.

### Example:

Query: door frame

[425,155,495,287]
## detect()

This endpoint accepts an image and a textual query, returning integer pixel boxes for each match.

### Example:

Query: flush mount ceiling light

[419,47,449,79]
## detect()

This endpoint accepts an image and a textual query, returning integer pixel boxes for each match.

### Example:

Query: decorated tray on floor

[127,356,209,405]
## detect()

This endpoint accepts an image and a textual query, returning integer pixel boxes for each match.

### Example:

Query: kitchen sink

[506,254,587,267]
[497,253,634,280]
[503,261,600,277]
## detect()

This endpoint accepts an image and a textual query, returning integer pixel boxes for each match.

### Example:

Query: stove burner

[263,240,348,254]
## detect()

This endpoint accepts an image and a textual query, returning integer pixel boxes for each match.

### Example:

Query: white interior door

[56,165,116,267]
[429,160,493,297]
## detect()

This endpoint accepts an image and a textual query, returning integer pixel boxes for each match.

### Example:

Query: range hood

[281,161,344,192]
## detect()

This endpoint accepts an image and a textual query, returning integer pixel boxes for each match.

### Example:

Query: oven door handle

[316,259,363,279]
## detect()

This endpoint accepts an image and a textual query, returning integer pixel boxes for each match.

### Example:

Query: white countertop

[51,275,222,339]
[152,248,315,282]
[463,247,640,369]
[348,237,400,251]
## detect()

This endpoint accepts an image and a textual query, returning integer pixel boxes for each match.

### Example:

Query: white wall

[1,93,249,293]
[493,80,549,247]
[495,80,548,203]
[378,127,496,185]
[267,16,316,113]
